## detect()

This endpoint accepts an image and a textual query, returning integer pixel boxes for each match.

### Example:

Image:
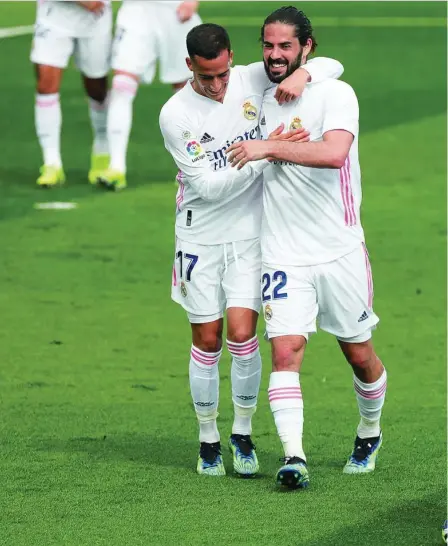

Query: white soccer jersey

[159,59,344,245]
[36,0,112,37]
[261,78,365,266]
[160,63,270,245]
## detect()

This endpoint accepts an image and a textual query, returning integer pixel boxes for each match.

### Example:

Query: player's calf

[339,339,387,474]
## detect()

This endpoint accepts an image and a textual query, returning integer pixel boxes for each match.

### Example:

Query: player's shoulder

[159,87,192,127]
[311,78,357,98]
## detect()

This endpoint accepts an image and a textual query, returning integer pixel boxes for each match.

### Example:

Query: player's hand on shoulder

[275,67,310,105]
[77,1,105,15]
[177,1,199,23]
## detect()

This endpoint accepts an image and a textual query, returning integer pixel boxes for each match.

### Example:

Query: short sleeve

[322,81,359,137]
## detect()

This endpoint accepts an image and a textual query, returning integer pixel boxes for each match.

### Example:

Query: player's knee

[226,328,254,345]
[36,76,59,95]
[195,335,222,353]
[343,342,374,370]
[83,77,108,103]
[35,66,60,94]
[192,325,223,353]
[272,337,306,372]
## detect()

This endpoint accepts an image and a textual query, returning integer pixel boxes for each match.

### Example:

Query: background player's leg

[190,319,225,476]
[82,75,109,183]
[338,338,387,473]
[100,70,138,187]
[34,64,65,186]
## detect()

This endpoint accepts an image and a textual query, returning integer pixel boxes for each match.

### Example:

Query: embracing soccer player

[227,7,387,489]
[31,0,112,187]
[159,23,342,477]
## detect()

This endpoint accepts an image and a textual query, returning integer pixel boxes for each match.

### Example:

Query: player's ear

[301,39,313,61]
[186,57,193,72]
[229,50,234,67]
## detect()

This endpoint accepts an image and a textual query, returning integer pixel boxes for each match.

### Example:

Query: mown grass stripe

[210,16,447,28]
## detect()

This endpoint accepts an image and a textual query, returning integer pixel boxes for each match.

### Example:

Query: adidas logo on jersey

[200,132,215,144]
[358,310,369,322]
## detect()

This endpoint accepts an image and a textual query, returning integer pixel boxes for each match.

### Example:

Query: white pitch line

[0,25,34,39]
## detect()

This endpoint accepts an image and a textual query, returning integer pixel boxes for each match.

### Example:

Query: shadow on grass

[303,491,446,546]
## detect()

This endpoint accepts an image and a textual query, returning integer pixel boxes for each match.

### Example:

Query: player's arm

[229,131,354,169]
[275,57,344,104]
[159,111,269,202]
[177,1,199,22]
[245,58,343,104]
[227,81,358,170]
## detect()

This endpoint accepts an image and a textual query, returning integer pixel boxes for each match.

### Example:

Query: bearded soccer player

[227,7,387,489]
[31,0,112,187]
[159,23,343,477]
[96,1,202,191]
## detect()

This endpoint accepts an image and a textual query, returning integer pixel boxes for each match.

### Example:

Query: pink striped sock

[189,345,222,443]
[268,371,305,460]
[354,370,387,438]
[228,336,262,435]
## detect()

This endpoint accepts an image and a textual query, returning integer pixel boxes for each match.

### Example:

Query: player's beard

[264,52,303,84]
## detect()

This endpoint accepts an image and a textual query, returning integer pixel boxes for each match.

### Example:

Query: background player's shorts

[172,238,262,323]
[112,1,201,83]
[262,243,379,341]
[30,22,112,78]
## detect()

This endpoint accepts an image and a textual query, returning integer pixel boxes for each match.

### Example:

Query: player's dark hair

[187,24,231,60]
[261,6,317,53]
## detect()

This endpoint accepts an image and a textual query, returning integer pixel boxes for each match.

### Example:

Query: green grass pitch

[0,2,446,545]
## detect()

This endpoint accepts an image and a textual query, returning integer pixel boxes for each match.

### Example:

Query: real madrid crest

[243,101,258,121]
[180,281,188,298]
[264,304,273,321]
[290,117,302,130]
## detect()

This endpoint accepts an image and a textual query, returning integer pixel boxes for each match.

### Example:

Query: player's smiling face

[262,23,312,84]
[187,49,233,103]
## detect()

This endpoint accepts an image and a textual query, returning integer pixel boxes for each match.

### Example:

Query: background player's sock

[35,93,62,167]
[189,345,222,443]
[88,96,109,156]
[107,75,138,173]
[228,336,262,435]
[268,371,305,460]
[353,369,387,438]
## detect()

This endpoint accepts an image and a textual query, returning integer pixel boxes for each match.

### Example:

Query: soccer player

[31,0,112,187]
[227,7,387,489]
[159,23,343,477]
[97,1,202,191]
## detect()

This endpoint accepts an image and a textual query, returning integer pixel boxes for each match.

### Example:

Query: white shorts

[30,21,112,78]
[262,244,379,341]
[172,238,262,323]
[112,1,201,82]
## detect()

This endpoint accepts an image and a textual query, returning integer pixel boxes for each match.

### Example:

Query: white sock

[107,75,138,173]
[354,370,387,439]
[189,345,222,444]
[268,371,305,460]
[35,93,62,167]
[228,336,261,436]
[89,96,109,156]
